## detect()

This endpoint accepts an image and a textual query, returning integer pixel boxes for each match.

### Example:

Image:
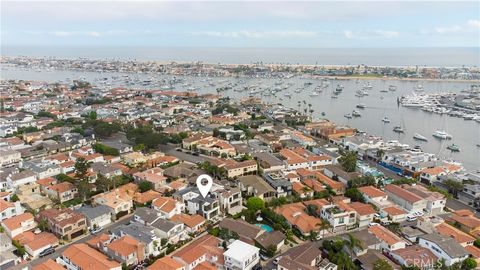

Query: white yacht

[432,130,452,140]
[356,103,367,109]
[413,133,428,141]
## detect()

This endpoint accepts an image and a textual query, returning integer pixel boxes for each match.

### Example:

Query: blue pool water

[255,224,273,232]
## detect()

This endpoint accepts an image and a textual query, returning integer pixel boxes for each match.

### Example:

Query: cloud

[24,30,135,37]
[343,30,400,39]
[423,19,480,34]
[191,31,319,39]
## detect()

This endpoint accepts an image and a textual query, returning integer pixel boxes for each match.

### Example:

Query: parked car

[273,256,283,265]
[39,247,55,257]
[407,215,417,221]
[381,220,391,226]
[90,226,103,235]
[368,222,380,227]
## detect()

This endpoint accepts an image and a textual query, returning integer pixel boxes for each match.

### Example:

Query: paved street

[28,215,133,267]
[159,144,213,164]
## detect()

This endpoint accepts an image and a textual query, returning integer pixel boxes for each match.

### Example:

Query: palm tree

[319,219,332,239]
[345,233,363,256]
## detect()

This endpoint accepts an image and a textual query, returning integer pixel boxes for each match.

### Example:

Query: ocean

[2,46,480,67]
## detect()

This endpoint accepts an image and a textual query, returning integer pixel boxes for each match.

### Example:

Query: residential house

[174,187,220,221]
[38,208,87,240]
[0,149,21,167]
[106,235,146,266]
[134,168,168,191]
[152,197,185,219]
[277,242,322,270]
[76,205,113,229]
[92,189,133,218]
[224,160,257,179]
[0,200,22,222]
[435,222,475,247]
[358,186,389,208]
[381,206,407,223]
[57,243,121,270]
[15,231,59,258]
[44,182,78,203]
[390,246,438,270]
[133,208,186,244]
[323,165,362,185]
[224,240,260,270]
[446,210,480,236]
[170,214,206,234]
[418,234,469,266]
[218,187,243,215]
[368,225,406,252]
[384,184,427,213]
[237,175,276,201]
[349,202,376,228]
[1,212,37,238]
[404,185,445,215]
[148,256,185,270]
[172,234,225,270]
[275,202,321,236]
[321,200,357,232]
[111,223,162,257]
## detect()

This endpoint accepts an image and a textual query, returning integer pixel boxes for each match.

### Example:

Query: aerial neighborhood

[0,77,479,270]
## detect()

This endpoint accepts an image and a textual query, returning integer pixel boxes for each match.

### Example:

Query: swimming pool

[255,224,273,232]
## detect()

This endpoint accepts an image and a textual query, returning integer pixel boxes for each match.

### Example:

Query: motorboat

[413,133,428,141]
[356,103,366,109]
[344,113,353,119]
[447,144,460,152]
[381,116,391,123]
[389,85,397,91]
[352,110,362,117]
[309,92,319,97]
[432,130,452,140]
[393,126,404,133]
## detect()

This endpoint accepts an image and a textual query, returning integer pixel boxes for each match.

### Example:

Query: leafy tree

[88,111,97,120]
[56,173,74,183]
[339,151,357,172]
[265,244,277,257]
[93,143,120,156]
[38,219,49,231]
[139,181,154,193]
[75,158,89,180]
[78,179,91,201]
[10,194,19,202]
[246,197,265,212]
[462,258,477,270]
[348,175,376,189]
[93,122,121,138]
[444,179,464,198]
[12,240,26,256]
[474,238,480,248]
[345,233,363,255]
[37,110,56,119]
[392,178,417,185]
[373,259,393,270]
[345,188,365,202]
[306,204,319,217]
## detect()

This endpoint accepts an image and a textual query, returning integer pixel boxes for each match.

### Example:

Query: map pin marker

[196,174,213,198]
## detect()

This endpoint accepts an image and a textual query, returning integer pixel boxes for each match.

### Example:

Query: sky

[1,1,479,48]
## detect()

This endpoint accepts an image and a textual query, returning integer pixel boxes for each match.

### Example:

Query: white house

[418,234,469,266]
[224,240,260,270]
